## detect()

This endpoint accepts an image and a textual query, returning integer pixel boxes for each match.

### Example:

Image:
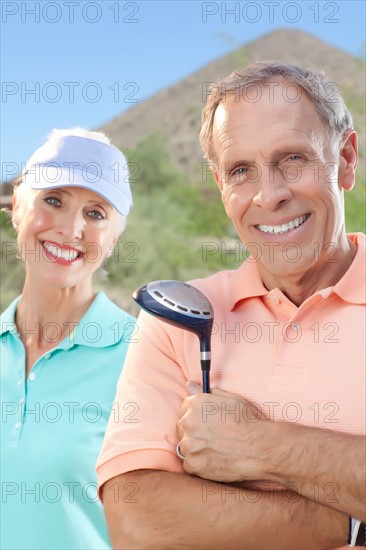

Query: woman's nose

[54,210,84,241]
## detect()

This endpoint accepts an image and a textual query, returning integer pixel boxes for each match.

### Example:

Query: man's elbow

[101,472,159,549]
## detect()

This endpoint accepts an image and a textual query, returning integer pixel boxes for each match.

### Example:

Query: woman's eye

[44,197,61,207]
[88,210,105,220]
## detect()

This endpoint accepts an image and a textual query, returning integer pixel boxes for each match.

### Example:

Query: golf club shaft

[200,342,211,393]
[202,369,210,393]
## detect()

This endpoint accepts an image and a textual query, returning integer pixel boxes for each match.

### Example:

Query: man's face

[212,80,353,280]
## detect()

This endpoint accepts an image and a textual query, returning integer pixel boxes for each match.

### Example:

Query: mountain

[2,29,365,205]
[100,28,365,178]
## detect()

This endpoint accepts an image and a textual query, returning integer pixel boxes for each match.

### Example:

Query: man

[97,62,365,548]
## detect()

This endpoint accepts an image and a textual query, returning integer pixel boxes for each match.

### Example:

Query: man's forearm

[265,423,366,519]
[102,470,348,549]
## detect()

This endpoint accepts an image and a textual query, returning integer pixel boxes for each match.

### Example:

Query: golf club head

[133,280,214,341]
[133,280,214,393]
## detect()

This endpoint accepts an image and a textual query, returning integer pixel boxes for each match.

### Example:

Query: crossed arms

[99,311,365,549]
[102,387,365,548]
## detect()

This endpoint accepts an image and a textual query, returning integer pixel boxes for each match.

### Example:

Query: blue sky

[1,0,365,180]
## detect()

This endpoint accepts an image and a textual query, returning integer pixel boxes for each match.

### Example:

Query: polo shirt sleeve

[96,310,187,488]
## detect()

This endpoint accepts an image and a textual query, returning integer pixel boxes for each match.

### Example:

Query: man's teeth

[43,242,80,261]
[257,215,308,234]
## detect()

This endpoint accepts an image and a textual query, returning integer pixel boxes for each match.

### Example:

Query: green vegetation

[0,212,25,312]
[345,170,366,232]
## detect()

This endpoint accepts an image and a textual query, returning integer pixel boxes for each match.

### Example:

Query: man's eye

[88,210,105,220]
[44,197,61,207]
[229,166,248,184]
[287,155,303,161]
[233,167,248,175]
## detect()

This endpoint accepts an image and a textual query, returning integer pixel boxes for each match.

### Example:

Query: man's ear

[212,170,223,192]
[339,130,358,191]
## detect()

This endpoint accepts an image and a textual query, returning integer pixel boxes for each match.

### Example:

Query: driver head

[133,280,214,340]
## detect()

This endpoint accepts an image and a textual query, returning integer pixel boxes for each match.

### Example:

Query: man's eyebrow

[223,143,317,164]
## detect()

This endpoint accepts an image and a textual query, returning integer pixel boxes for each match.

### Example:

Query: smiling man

[208,69,357,305]
[98,62,365,549]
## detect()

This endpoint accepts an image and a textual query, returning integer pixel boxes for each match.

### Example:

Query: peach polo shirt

[97,233,365,490]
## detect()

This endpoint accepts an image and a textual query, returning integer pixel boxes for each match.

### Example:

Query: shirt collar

[332,232,366,304]
[67,291,131,348]
[228,232,365,310]
[229,260,269,311]
[0,292,131,347]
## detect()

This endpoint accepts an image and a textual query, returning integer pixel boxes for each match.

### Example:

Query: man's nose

[252,164,293,210]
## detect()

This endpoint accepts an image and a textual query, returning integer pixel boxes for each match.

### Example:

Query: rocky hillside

[100,28,365,179]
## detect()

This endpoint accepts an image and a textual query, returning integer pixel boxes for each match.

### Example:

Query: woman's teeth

[257,214,308,235]
[43,242,80,261]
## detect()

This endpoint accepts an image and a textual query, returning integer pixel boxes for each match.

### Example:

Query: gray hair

[199,61,354,163]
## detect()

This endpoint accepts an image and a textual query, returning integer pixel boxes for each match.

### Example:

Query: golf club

[133,280,214,393]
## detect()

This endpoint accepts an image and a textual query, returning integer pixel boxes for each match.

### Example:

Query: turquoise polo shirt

[0,292,136,550]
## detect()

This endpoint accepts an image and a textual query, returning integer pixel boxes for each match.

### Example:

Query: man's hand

[177,381,274,483]
[177,382,366,520]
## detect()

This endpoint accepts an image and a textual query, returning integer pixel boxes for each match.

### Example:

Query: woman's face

[13,185,122,290]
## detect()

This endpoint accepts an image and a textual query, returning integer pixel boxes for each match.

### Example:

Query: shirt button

[44,353,51,360]
[291,322,300,331]
[28,372,36,381]
[15,421,21,430]
[271,296,280,305]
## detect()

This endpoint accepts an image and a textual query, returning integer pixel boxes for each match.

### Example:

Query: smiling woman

[0,128,136,550]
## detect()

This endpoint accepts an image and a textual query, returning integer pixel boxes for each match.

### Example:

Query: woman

[1,128,136,549]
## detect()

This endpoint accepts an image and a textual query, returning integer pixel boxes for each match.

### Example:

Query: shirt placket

[8,335,26,443]
[269,292,326,389]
